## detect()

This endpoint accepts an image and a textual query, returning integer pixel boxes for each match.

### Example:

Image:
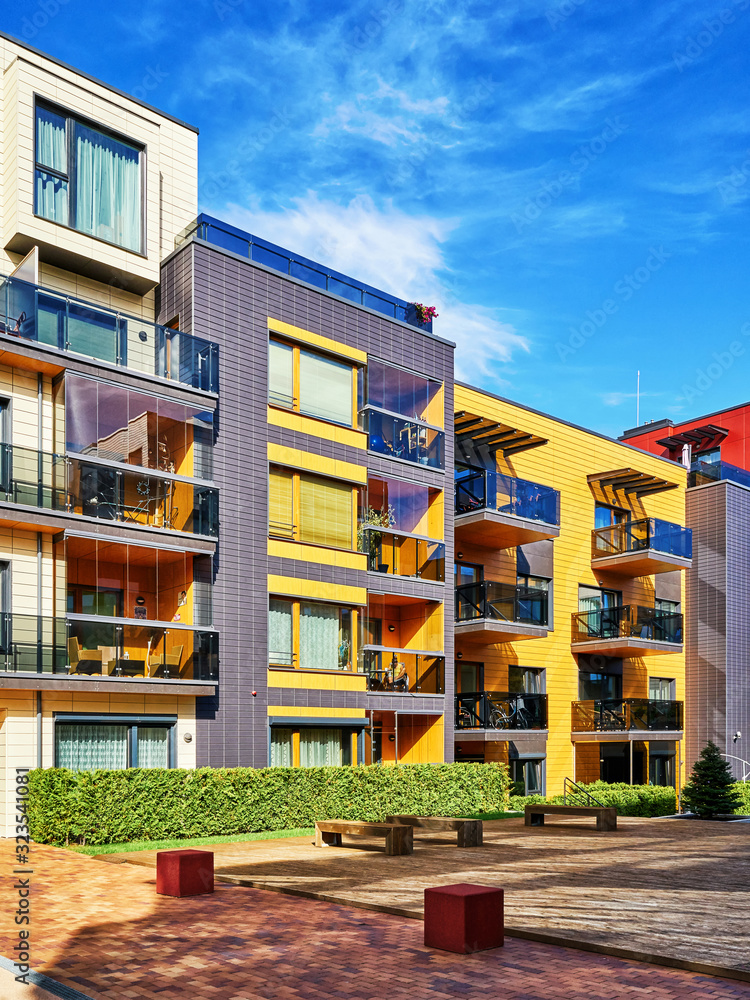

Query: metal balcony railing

[689,459,750,490]
[358,526,445,581]
[0,273,218,391]
[571,698,683,732]
[455,580,549,627]
[0,445,218,536]
[0,613,219,680]
[361,650,445,694]
[455,465,560,525]
[455,691,548,730]
[571,605,683,644]
[592,517,692,560]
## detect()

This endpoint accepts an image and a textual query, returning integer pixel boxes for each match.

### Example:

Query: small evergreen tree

[681,741,742,818]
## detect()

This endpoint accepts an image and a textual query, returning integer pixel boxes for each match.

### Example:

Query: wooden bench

[386,815,483,848]
[524,804,617,831]
[314,819,413,855]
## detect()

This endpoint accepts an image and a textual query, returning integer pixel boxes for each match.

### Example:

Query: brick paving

[105,816,750,975]
[0,820,747,1000]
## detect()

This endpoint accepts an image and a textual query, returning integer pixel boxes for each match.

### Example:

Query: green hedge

[732,781,750,814]
[509,782,677,817]
[28,762,510,847]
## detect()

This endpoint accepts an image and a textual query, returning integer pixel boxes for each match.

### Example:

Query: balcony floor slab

[455,509,559,549]
[591,550,692,576]
[455,729,548,745]
[571,638,683,657]
[571,730,684,742]
[457,620,549,643]
[0,671,216,696]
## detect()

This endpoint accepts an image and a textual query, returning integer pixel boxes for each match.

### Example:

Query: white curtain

[299,351,352,425]
[270,728,293,767]
[75,123,141,252]
[56,724,128,770]
[269,600,293,664]
[299,728,341,767]
[136,727,169,768]
[299,603,339,670]
[35,107,68,224]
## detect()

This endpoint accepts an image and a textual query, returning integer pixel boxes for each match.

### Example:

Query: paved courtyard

[1,817,749,1000]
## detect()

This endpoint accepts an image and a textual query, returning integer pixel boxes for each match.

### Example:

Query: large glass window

[270,728,293,767]
[578,671,622,701]
[269,466,358,550]
[269,599,293,666]
[366,359,443,425]
[62,374,214,479]
[35,102,142,253]
[299,728,348,767]
[649,676,676,700]
[55,719,174,770]
[268,336,357,427]
[269,598,355,671]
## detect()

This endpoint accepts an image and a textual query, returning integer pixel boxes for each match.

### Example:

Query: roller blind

[269,340,294,408]
[269,467,294,538]
[299,475,352,548]
[299,350,352,425]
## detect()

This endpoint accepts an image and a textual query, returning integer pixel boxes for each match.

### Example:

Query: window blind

[299,475,352,548]
[299,350,352,425]
[269,467,295,538]
[269,340,294,408]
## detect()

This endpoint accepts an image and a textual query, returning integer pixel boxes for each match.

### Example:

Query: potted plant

[358,504,396,571]
[409,302,439,326]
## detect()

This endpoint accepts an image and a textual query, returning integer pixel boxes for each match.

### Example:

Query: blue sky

[7,0,750,436]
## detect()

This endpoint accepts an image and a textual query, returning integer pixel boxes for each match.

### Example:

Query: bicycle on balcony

[488,698,532,730]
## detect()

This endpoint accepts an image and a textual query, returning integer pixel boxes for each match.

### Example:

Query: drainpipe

[37,374,44,768]
[629,739,633,785]
[394,713,398,765]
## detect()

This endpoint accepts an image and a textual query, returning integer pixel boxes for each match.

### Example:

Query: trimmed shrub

[509,783,676,817]
[733,781,750,815]
[27,762,510,847]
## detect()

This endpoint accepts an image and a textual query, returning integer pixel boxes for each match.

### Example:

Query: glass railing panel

[361,650,445,693]
[359,528,445,581]
[0,613,67,673]
[649,519,693,558]
[0,274,218,391]
[456,581,549,626]
[572,698,683,731]
[592,518,691,559]
[571,606,683,644]
[66,621,218,681]
[456,691,547,729]
[364,409,445,468]
[454,466,560,525]
[689,459,750,489]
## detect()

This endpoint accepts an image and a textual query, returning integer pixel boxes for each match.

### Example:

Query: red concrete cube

[156,849,214,897]
[424,883,504,953]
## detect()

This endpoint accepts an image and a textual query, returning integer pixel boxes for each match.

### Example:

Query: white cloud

[217,193,529,379]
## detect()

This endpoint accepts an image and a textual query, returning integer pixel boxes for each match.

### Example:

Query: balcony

[572,698,683,733]
[0,274,218,392]
[0,613,218,691]
[455,581,549,642]
[455,691,548,730]
[362,407,445,469]
[178,214,434,333]
[571,606,683,656]
[689,459,750,490]
[591,517,692,576]
[0,445,218,537]
[359,526,444,581]
[361,650,445,694]
[454,466,560,548]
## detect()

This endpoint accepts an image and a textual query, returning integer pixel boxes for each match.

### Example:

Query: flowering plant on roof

[411,302,438,325]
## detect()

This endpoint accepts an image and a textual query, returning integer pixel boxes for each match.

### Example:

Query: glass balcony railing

[0,274,219,392]
[571,605,683,644]
[455,465,560,525]
[455,691,548,730]
[592,517,692,560]
[358,526,445,581]
[360,649,445,694]
[0,614,218,681]
[0,445,218,537]
[177,214,434,332]
[689,459,750,490]
[455,581,549,627]
[361,407,445,468]
[571,698,683,732]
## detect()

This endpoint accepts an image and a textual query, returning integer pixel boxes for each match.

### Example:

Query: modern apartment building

[453,384,691,794]
[159,215,453,769]
[622,404,750,780]
[0,33,220,835]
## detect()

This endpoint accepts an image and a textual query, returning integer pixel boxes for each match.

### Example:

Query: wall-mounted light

[456,652,463,659]
[183,733,193,743]
[388,624,396,632]
[457,552,464,560]
[388,734,396,742]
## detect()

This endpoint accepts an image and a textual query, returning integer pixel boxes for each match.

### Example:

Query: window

[269,598,355,671]
[270,728,293,767]
[55,717,174,770]
[35,101,143,253]
[594,504,629,529]
[508,666,543,694]
[655,599,680,615]
[455,562,483,587]
[269,466,359,550]
[578,671,622,701]
[511,758,544,795]
[362,359,445,468]
[365,359,442,425]
[268,337,356,426]
[269,726,354,767]
[578,585,621,612]
[649,677,675,700]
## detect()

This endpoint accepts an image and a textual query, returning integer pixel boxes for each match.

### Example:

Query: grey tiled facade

[159,237,455,767]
